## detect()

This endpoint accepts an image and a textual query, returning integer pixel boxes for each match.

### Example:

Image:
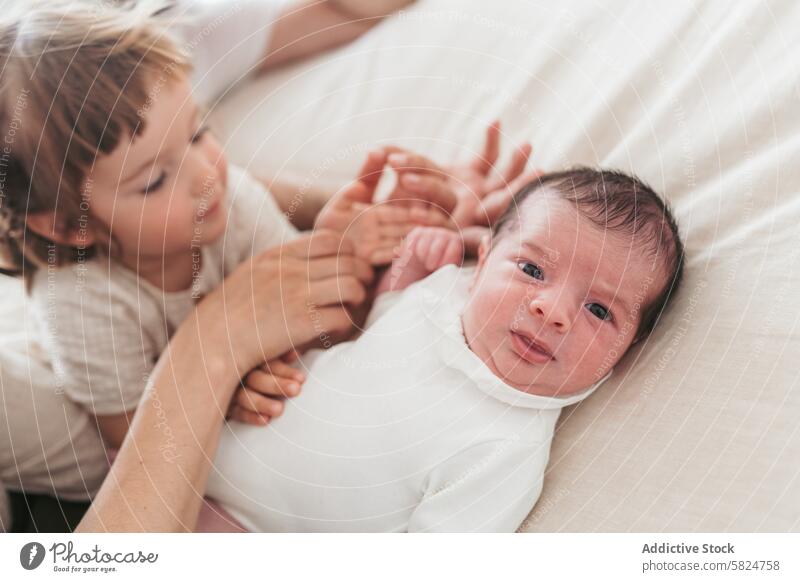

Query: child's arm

[376,226,465,295]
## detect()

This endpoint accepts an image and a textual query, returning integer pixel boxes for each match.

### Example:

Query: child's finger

[503,143,533,184]
[384,147,446,176]
[229,405,269,426]
[331,180,373,209]
[356,149,387,190]
[236,388,286,416]
[397,173,456,214]
[370,246,399,266]
[475,189,514,226]
[377,222,416,240]
[472,120,501,176]
[247,369,302,397]
[375,203,412,223]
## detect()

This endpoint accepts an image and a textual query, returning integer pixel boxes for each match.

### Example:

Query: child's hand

[380,226,464,293]
[228,351,305,426]
[315,151,450,266]
[386,120,541,228]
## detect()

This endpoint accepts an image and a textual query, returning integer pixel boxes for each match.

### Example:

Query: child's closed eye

[141,170,167,195]
[191,125,210,144]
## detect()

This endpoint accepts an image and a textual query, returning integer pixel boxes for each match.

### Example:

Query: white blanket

[207,0,800,531]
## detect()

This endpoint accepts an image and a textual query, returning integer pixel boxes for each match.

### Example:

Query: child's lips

[510,331,555,364]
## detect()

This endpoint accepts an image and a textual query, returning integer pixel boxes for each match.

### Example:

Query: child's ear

[26,212,96,247]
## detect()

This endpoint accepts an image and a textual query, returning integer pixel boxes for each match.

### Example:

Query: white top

[207,265,606,532]
[30,165,298,415]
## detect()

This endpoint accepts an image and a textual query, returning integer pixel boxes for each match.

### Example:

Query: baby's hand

[380,226,464,293]
[228,351,305,426]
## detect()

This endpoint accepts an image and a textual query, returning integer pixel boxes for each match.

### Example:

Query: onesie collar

[417,265,611,410]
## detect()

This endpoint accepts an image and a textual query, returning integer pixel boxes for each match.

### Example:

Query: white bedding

[208,0,800,531]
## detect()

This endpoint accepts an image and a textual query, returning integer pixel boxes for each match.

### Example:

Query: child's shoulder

[29,257,141,314]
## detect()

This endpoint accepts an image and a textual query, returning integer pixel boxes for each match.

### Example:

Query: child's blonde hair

[0,0,191,279]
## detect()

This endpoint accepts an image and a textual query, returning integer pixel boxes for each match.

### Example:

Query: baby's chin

[472,338,592,397]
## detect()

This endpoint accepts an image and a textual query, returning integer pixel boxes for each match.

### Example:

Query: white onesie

[207,264,605,532]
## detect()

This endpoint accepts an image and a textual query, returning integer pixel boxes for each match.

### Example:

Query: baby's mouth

[510,331,555,364]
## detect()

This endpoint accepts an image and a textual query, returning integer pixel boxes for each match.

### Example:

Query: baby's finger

[236,388,286,417]
[442,237,464,266]
[229,405,269,426]
[264,359,305,382]
[281,349,301,364]
[425,234,448,271]
[247,369,302,397]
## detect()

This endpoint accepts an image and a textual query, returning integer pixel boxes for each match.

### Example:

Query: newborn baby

[207,168,684,532]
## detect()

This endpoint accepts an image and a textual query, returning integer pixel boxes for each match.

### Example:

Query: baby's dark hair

[492,167,685,341]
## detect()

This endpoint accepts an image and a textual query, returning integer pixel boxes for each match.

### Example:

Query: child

[0,2,445,448]
[206,168,684,532]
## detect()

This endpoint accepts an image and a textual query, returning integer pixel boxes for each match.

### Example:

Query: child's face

[87,75,228,262]
[461,191,664,396]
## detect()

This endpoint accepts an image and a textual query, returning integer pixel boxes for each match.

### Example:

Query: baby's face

[461,191,664,396]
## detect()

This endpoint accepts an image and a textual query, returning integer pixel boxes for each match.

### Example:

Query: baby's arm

[376,226,465,295]
[407,439,546,532]
[228,351,306,426]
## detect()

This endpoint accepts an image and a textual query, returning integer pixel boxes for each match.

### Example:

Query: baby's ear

[26,211,95,247]
[469,234,492,291]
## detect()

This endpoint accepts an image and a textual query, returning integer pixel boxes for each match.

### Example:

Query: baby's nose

[529,295,573,332]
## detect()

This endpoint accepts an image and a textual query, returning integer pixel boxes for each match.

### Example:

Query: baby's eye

[517,261,544,280]
[586,302,613,322]
[191,125,210,144]
[141,171,167,195]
